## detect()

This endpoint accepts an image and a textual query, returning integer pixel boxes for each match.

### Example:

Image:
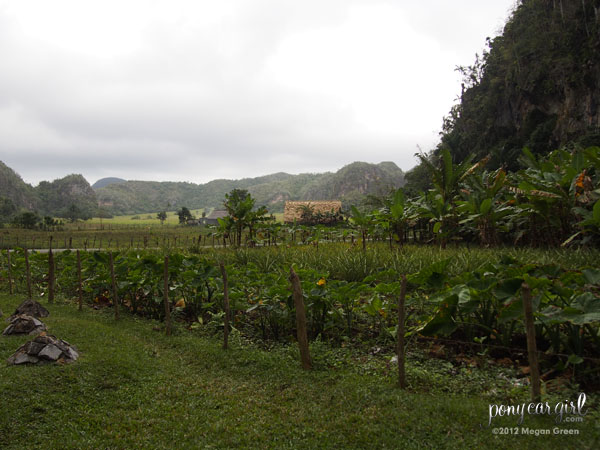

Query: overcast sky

[0,0,516,186]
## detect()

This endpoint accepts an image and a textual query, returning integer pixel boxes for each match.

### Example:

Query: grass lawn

[0,293,598,449]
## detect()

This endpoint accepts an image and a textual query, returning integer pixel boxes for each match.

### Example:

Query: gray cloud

[0,0,516,186]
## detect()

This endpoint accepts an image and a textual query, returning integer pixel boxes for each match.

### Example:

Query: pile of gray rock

[10,299,49,319]
[4,299,79,365]
[7,333,79,365]
[3,314,47,335]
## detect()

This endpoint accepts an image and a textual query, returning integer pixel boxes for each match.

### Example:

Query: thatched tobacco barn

[283,201,342,224]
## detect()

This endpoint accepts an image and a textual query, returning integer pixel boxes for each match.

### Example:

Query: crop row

[1,247,598,382]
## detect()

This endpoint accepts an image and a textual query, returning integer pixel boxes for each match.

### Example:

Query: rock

[38,344,62,361]
[2,314,47,335]
[11,300,49,320]
[6,334,79,365]
[8,352,39,365]
[64,346,79,360]
[27,341,46,355]
[34,333,54,345]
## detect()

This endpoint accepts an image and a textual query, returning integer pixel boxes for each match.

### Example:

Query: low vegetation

[0,293,598,448]
[2,243,599,387]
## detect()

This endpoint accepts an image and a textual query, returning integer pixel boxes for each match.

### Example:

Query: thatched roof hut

[200,210,228,226]
[283,201,342,224]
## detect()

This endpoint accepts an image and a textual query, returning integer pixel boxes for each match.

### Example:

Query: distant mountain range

[0,160,405,218]
[95,161,405,215]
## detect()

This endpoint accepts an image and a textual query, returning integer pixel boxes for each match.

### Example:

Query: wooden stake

[7,249,13,294]
[77,250,83,311]
[397,274,407,388]
[109,252,119,320]
[289,267,312,369]
[522,283,541,401]
[163,255,172,336]
[24,248,32,300]
[48,239,55,304]
[219,262,230,350]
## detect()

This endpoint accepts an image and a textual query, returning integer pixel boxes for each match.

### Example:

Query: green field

[0,293,598,449]
[87,209,207,225]
[86,210,284,225]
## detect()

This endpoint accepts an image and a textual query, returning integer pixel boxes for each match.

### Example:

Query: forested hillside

[1,160,404,219]
[36,175,98,219]
[95,161,405,215]
[0,161,38,215]
[416,0,600,181]
[0,163,99,222]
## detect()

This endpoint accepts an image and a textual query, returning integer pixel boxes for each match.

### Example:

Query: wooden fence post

[219,262,230,350]
[522,283,541,401]
[77,250,83,311]
[48,239,55,304]
[397,274,407,388]
[163,255,172,336]
[7,249,13,295]
[289,267,312,369]
[109,252,119,320]
[24,248,32,300]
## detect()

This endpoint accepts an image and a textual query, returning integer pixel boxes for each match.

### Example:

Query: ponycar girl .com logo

[483,393,588,427]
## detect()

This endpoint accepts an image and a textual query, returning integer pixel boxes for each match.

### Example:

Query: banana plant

[457,169,513,246]
[417,148,478,204]
[565,199,600,246]
[417,149,486,247]
[416,191,453,248]
[350,206,375,252]
[511,147,584,245]
[376,188,411,248]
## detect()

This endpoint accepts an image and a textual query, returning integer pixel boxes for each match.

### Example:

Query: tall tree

[177,207,193,224]
[223,189,255,247]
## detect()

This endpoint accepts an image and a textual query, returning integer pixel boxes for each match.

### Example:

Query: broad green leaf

[419,294,458,336]
[572,151,585,172]
[539,305,568,325]
[480,198,492,215]
[493,277,523,300]
[419,314,457,336]
[498,298,523,323]
[593,200,600,223]
[567,354,584,365]
[583,268,600,285]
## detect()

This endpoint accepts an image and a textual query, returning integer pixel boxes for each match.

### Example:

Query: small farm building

[201,210,228,226]
[283,201,342,224]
